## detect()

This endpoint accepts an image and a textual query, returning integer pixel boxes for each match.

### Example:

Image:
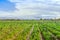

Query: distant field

[0,20,60,40]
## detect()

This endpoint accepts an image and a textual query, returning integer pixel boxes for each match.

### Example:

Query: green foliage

[0,20,60,40]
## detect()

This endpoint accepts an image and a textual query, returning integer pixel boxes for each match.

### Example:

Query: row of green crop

[0,20,60,40]
[15,24,33,40]
[30,24,41,40]
[0,22,33,40]
[38,24,56,40]
[39,21,60,40]
[42,21,60,39]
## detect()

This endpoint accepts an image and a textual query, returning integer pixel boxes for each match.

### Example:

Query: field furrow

[0,20,60,40]
[26,25,34,40]
[38,28,44,40]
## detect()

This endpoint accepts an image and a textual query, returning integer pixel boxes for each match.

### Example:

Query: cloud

[0,0,60,19]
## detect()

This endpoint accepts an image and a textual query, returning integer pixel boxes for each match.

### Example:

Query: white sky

[0,0,60,19]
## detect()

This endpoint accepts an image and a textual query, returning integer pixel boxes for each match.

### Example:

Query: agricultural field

[0,20,60,40]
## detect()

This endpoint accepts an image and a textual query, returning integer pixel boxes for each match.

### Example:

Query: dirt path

[38,28,44,40]
[48,30,58,40]
[6,25,32,40]
[26,25,34,40]
[46,27,58,40]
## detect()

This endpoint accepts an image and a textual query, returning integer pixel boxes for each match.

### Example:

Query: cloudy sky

[0,0,60,19]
